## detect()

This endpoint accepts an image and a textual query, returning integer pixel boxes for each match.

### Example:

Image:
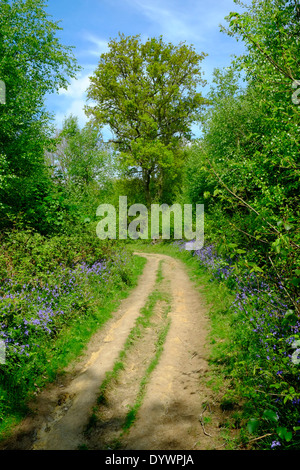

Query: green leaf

[284,431,293,443]
[276,427,293,442]
[247,418,260,434]
[262,409,279,422]
[227,243,238,249]
[250,265,264,273]
[291,278,300,287]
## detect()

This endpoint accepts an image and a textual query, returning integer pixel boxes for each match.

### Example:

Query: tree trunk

[142,168,152,207]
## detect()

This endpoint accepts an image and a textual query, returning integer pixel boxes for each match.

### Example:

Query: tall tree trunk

[142,167,152,207]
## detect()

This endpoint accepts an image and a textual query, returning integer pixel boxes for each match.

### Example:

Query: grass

[95,260,170,403]
[121,304,171,433]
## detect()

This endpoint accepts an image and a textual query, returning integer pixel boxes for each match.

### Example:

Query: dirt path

[1,253,229,451]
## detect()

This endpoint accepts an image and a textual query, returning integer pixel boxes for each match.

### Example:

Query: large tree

[0,0,80,231]
[86,33,207,204]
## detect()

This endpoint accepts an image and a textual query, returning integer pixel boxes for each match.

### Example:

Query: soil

[0,252,233,451]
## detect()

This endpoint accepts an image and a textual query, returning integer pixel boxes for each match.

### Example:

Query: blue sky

[45,0,250,139]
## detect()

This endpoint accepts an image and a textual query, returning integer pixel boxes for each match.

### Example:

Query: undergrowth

[129,240,300,450]
[0,229,146,441]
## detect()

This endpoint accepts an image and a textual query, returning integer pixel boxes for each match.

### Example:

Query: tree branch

[206,157,300,249]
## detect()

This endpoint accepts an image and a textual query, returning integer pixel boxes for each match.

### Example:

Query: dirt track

[1,253,229,450]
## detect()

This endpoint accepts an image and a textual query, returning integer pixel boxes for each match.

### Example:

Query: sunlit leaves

[0,0,80,231]
[86,33,207,203]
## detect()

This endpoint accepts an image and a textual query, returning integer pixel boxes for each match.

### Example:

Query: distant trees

[48,115,109,186]
[86,33,208,204]
[44,115,118,226]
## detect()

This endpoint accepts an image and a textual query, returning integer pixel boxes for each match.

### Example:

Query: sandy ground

[0,253,230,451]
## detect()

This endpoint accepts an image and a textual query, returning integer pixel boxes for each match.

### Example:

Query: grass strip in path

[81,260,172,450]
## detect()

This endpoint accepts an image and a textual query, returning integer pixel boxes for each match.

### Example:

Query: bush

[0,226,140,429]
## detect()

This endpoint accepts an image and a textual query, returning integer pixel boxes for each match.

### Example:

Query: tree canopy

[86,33,207,204]
[183,0,300,309]
[0,0,80,231]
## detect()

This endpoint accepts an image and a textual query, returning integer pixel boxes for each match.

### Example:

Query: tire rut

[120,254,225,450]
[81,291,171,450]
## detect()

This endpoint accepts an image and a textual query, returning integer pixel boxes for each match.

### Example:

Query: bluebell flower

[271,440,281,449]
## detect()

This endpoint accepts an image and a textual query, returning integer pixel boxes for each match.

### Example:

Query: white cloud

[82,33,109,57]
[127,0,204,42]
[51,69,95,130]
[54,99,88,130]
[125,0,249,46]
[59,73,91,98]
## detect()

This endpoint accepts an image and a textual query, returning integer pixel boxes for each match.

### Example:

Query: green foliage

[148,2,300,446]
[48,115,112,186]
[0,228,146,436]
[86,33,207,203]
[0,0,80,232]
[44,115,121,230]
[0,225,111,283]
[182,0,300,312]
